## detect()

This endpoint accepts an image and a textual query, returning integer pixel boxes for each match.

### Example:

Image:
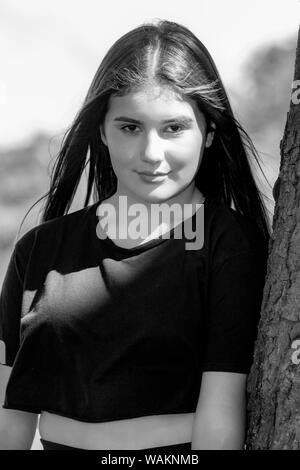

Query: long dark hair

[17,19,272,244]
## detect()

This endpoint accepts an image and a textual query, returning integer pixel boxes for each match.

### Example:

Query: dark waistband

[40,438,192,451]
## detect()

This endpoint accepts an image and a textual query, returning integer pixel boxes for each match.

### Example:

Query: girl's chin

[131,189,183,204]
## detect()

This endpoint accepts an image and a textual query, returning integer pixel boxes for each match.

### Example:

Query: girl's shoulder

[204,197,268,266]
[14,203,96,258]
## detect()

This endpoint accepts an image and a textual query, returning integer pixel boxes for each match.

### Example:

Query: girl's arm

[0,365,39,450]
[191,371,247,450]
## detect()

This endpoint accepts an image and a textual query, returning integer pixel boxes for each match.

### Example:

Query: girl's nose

[140,131,164,164]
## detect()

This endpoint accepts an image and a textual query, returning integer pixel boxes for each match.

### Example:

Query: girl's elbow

[191,426,245,450]
[191,409,246,450]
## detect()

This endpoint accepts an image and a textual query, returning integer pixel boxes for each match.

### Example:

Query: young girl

[0,19,271,450]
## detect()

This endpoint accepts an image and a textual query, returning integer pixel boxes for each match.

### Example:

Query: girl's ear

[205,122,216,148]
[100,124,108,146]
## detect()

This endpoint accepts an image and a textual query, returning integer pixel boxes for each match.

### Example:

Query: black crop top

[0,195,269,422]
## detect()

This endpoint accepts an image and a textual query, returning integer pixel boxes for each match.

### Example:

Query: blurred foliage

[229,35,297,220]
[0,34,298,285]
[235,37,296,138]
[0,133,56,244]
[0,133,59,283]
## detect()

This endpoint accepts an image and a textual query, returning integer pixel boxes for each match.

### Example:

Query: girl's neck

[107,185,204,213]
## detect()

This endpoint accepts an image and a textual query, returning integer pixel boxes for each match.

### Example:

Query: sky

[0,0,299,149]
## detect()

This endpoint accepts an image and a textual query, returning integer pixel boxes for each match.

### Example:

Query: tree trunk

[246,25,300,450]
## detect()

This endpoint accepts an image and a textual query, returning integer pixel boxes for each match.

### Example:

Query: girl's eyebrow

[113,116,194,125]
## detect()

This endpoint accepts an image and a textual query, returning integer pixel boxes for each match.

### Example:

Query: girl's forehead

[133,84,180,100]
[111,85,182,105]
[106,85,200,118]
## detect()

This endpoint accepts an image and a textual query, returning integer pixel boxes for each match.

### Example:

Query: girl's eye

[165,124,185,134]
[121,124,140,133]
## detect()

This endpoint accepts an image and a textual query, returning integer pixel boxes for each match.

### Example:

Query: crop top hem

[2,402,42,415]
[1,403,198,423]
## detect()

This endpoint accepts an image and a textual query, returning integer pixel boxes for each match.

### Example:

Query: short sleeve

[0,244,24,367]
[201,248,267,374]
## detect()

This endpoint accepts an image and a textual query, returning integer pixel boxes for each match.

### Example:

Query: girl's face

[100,85,209,205]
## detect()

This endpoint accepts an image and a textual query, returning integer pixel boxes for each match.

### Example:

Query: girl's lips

[137,172,171,183]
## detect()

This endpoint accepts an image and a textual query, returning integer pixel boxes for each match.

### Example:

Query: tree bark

[246,25,300,450]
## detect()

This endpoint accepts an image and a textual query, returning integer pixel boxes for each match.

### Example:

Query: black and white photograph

[0,0,299,455]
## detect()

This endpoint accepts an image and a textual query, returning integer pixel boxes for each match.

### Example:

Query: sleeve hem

[201,363,251,374]
[0,361,14,368]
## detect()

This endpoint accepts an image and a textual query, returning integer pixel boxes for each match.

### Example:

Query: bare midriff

[39,411,195,449]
